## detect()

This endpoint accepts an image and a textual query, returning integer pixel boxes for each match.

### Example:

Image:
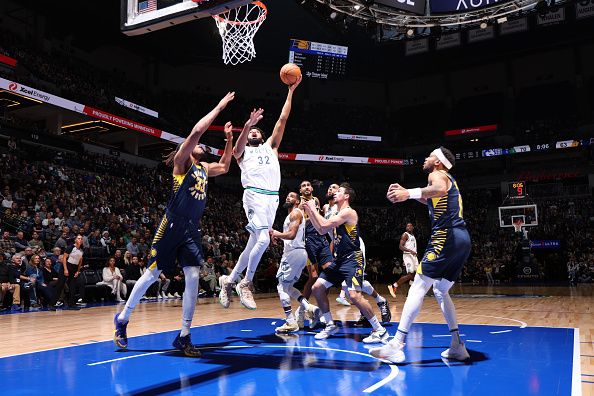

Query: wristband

[407,188,422,200]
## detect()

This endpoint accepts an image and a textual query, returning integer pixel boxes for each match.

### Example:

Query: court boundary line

[573,328,582,396]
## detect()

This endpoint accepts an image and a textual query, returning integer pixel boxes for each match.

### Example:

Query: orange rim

[212,1,267,26]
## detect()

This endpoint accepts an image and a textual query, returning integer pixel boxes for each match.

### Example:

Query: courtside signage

[115,97,159,118]
[337,134,382,142]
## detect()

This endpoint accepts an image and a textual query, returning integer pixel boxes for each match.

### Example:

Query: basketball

[280,63,301,85]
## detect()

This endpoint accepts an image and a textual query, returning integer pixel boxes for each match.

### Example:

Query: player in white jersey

[219,76,302,310]
[323,183,392,324]
[269,192,321,333]
[388,223,419,297]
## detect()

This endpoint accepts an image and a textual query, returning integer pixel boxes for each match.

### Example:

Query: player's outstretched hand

[224,122,234,141]
[288,75,302,91]
[246,108,264,127]
[218,92,235,110]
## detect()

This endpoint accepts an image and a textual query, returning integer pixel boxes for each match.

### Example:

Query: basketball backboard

[498,204,538,228]
[121,0,251,36]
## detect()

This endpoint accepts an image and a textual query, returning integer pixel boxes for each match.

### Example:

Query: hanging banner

[436,32,461,50]
[405,39,429,56]
[499,17,528,35]
[537,8,565,25]
[576,0,594,19]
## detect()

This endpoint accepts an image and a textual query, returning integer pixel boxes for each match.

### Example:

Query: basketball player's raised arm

[271,209,302,240]
[204,122,234,177]
[302,200,353,235]
[233,108,264,160]
[268,76,302,150]
[174,92,235,172]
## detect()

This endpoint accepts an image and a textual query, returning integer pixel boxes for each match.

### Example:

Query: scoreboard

[508,181,526,199]
[288,39,348,80]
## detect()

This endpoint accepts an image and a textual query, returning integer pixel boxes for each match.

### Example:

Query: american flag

[138,0,157,14]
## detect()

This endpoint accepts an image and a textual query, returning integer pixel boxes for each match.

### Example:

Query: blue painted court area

[0,318,579,396]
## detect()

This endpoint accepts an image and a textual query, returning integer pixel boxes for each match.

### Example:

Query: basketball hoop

[211,1,267,65]
[512,216,525,234]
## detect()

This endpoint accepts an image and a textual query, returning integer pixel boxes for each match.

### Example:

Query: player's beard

[326,193,334,202]
[423,163,434,174]
[283,202,294,209]
[248,138,262,146]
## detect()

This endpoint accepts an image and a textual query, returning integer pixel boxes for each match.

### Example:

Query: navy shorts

[418,227,471,282]
[305,232,333,266]
[147,211,204,272]
[319,250,365,290]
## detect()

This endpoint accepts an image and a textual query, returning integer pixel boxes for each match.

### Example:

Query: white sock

[245,229,270,282]
[229,234,257,282]
[339,289,346,299]
[375,294,386,304]
[180,267,200,337]
[368,316,382,331]
[118,268,161,323]
[322,312,334,326]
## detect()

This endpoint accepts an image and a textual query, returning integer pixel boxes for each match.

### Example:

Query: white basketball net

[213,2,267,65]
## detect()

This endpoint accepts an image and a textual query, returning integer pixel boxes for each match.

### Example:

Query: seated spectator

[100,231,111,255]
[101,257,126,302]
[28,231,44,253]
[199,257,218,297]
[14,231,29,252]
[0,231,16,256]
[114,249,125,269]
[157,272,172,299]
[25,254,54,308]
[126,237,139,256]
[0,253,21,311]
[21,246,34,267]
[7,254,30,311]
[137,237,148,258]
[125,255,144,295]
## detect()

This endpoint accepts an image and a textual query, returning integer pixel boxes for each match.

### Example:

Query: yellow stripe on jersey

[344,223,358,241]
[431,195,449,221]
[153,214,168,244]
[352,276,360,286]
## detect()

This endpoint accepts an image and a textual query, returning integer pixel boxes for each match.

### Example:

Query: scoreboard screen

[509,181,526,199]
[289,39,348,80]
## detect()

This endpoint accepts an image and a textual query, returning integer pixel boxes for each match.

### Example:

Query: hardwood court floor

[1,284,593,395]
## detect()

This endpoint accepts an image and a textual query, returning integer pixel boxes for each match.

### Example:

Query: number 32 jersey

[239,142,281,192]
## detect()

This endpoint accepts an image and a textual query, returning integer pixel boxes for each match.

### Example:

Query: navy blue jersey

[301,196,322,236]
[166,162,208,222]
[333,215,361,259]
[428,171,466,231]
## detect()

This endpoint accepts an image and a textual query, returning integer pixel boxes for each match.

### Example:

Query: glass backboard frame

[498,204,538,228]
[121,0,252,36]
